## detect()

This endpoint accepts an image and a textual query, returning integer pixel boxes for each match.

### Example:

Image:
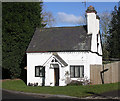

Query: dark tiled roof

[26,25,92,52]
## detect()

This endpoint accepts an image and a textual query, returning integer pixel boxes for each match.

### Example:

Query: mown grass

[2,79,120,98]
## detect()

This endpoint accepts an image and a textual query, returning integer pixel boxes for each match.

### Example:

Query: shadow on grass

[86,89,120,98]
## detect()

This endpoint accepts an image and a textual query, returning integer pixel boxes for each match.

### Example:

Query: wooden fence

[90,61,120,85]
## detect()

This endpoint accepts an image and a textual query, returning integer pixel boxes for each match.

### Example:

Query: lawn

[2,79,120,98]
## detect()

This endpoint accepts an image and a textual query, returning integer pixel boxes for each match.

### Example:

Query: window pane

[51,59,54,62]
[36,67,39,76]
[55,59,58,62]
[70,66,74,77]
[80,66,84,78]
[75,67,80,77]
[40,67,43,76]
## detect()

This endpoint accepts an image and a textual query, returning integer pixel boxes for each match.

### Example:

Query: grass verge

[2,79,120,98]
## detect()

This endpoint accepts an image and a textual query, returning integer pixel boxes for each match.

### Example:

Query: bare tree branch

[42,11,56,27]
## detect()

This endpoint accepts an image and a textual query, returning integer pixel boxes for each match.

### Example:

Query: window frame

[35,66,45,77]
[70,65,84,78]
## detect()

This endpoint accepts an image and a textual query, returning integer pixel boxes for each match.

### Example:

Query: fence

[90,61,120,85]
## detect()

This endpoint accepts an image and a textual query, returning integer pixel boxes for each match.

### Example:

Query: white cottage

[26,6,102,86]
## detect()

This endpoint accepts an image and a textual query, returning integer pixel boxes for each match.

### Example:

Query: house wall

[87,13,98,53]
[89,52,102,65]
[86,12,103,56]
[27,51,102,86]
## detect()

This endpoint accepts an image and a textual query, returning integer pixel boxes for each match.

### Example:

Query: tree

[41,4,56,27]
[2,2,45,79]
[99,11,112,59]
[100,11,111,43]
[107,6,120,59]
[42,11,56,27]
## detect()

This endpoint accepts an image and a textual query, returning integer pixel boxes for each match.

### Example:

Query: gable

[26,25,92,53]
[43,52,68,67]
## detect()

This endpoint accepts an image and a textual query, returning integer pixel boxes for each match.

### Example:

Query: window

[51,58,58,62]
[70,65,84,78]
[35,66,45,77]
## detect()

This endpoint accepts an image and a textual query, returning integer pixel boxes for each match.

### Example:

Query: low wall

[90,61,120,85]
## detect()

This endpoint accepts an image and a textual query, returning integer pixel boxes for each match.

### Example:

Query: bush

[78,76,91,85]
[67,76,91,86]
[67,80,83,86]
[28,82,38,86]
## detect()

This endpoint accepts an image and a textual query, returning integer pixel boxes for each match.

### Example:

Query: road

[1,89,80,101]
[1,89,120,101]
[2,90,40,99]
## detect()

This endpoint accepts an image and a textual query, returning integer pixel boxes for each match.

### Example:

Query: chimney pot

[86,5,97,14]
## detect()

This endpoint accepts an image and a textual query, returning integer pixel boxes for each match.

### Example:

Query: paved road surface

[2,90,40,99]
[1,89,120,101]
[2,89,79,101]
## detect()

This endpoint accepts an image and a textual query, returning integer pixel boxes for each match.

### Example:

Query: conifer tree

[2,2,45,78]
[107,6,120,59]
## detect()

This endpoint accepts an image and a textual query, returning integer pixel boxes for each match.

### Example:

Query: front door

[54,68,59,86]
[42,67,45,86]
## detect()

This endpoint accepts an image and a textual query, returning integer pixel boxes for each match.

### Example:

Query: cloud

[57,12,85,24]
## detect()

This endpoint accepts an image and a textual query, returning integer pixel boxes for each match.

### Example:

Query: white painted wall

[27,52,102,86]
[96,19,100,34]
[89,52,102,65]
[87,13,96,35]
[86,12,101,53]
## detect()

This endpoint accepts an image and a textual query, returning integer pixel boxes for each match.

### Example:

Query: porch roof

[52,53,68,67]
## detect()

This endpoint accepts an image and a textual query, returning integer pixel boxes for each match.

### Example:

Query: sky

[43,2,119,27]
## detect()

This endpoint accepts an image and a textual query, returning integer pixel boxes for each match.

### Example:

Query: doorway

[54,68,59,86]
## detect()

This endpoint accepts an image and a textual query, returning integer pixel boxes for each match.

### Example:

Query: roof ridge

[36,25,87,29]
